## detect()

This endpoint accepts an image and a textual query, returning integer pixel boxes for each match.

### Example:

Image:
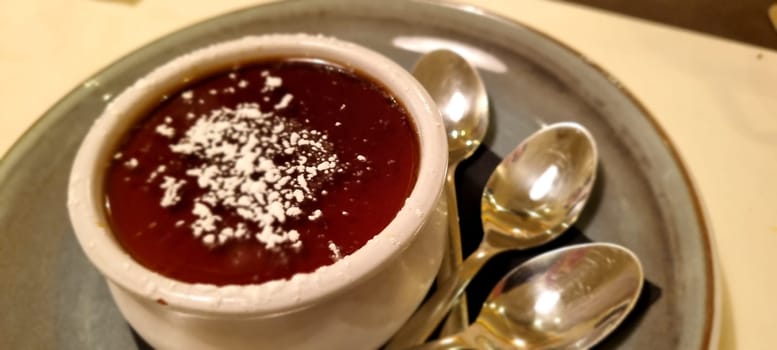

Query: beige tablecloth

[1,0,776,348]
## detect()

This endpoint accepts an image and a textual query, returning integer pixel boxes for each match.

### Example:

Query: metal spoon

[412,49,489,333]
[386,122,598,349]
[414,243,644,350]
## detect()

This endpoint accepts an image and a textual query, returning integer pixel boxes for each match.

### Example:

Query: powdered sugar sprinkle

[156,74,340,249]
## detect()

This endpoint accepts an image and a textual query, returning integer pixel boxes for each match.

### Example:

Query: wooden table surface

[565,0,777,50]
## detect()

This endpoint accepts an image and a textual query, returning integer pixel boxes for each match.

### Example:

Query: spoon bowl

[386,122,598,349]
[418,243,644,349]
[413,49,489,162]
[482,122,597,250]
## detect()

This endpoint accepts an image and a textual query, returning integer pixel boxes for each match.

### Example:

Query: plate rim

[0,0,719,348]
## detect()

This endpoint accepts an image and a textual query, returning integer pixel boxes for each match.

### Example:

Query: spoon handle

[408,335,470,350]
[438,167,469,335]
[385,244,498,350]
[409,324,497,350]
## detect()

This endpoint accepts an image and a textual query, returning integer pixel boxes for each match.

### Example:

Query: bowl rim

[66,34,447,315]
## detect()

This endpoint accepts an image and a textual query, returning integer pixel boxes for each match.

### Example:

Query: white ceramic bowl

[67,34,448,349]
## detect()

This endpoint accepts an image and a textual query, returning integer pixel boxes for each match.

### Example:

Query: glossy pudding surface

[104,59,420,286]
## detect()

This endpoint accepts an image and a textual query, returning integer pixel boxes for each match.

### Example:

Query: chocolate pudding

[104,59,420,286]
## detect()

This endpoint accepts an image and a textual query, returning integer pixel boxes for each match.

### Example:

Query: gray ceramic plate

[0,0,717,349]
